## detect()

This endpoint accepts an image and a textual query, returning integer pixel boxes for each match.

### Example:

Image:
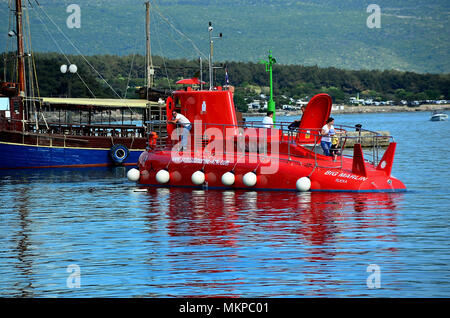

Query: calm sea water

[0,111,449,297]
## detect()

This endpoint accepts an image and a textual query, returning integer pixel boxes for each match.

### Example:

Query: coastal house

[331,105,345,111]
[349,96,365,105]
[248,99,268,110]
[296,100,308,107]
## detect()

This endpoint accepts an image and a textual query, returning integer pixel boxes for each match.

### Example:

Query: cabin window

[0,97,9,111]
[14,101,20,113]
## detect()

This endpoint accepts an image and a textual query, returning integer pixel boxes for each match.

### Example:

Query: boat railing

[161,120,394,169]
[1,117,146,139]
[244,121,393,168]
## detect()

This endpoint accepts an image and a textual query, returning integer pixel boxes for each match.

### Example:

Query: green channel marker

[260,51,277,121]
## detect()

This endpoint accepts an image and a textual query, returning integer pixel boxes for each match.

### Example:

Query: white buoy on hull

[296,177,311,192]
[127,168,140,182]
[191,171,205,185]
[221,172,235,186]
[243,172,257,187]
[156,169,170,184]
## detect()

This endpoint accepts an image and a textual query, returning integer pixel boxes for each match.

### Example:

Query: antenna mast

[208,22,222,90]
[145,1,154,92]
[199,57,203,90]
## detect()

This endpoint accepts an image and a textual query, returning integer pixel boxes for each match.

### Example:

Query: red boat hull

[136,146,406,192]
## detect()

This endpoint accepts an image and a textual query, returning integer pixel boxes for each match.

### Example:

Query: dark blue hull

[0,142,143,169]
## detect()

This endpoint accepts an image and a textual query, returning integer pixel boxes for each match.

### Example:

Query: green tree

[325,87,345,103]
[233,90,248,113]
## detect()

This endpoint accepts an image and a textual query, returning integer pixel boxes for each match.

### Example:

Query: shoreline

[243,104,450,117]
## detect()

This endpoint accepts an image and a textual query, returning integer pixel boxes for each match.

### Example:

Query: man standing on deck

[262,111,274,128]
[169,110,192,151]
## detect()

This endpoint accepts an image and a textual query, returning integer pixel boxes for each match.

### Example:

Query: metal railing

[1,118,146,138]
[146,120,394,170]
[244,121,393,167]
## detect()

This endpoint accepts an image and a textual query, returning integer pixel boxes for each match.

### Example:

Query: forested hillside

[0,0,448,73]
[1,52,448,110]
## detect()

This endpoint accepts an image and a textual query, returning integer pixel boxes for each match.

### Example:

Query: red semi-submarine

[128,84,406,192]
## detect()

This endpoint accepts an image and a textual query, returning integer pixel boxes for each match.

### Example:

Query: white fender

[127,168,140,182]
[221,172,235,186]
[243,172,257,187]
[156,169,170,184]
[296,177,311,192]
[191,171,205,185]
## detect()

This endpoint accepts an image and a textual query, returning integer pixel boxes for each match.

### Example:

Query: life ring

[110,144,130,164]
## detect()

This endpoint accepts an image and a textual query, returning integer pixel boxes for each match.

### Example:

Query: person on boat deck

[168,110,192,150]
[321,117,337,157]
[262,111,274,128]
[288,106,306,131]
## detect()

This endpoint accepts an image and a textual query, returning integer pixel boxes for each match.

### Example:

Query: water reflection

[151,189,403,244]
[147,188,241,247]
[0,167,407,297]
[14,188,34,297]
[146,189,403,255]
[141,189,404,296]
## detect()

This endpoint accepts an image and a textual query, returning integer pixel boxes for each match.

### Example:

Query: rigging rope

[25,3,38,98]
[33,2,115,94]
[151,0,207,60]
[123,38,139,99]
[32,0,138,115]
[31,2,97,99]
[151,7,171,90]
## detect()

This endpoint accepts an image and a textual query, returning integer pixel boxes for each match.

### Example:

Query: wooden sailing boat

[0,0,167,169]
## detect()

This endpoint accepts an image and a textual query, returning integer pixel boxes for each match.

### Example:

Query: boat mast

[15,0,25,96]
[145,1,154,93]
[208,22,213,90]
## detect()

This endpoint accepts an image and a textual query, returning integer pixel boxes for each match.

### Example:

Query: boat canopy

[176,78,205,85]
[39,97,159,109]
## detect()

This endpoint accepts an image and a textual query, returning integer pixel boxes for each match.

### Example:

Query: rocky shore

[329,103,450,115]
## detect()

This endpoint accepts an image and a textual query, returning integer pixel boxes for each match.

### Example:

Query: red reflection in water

[145,188,241,247]
[143,188,403,296]
[145,189,403,250]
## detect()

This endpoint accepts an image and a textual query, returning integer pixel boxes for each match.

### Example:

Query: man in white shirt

[169,110,192,150]
[262,111,274,128]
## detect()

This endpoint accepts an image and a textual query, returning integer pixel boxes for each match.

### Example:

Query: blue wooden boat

[0,1,165,169]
